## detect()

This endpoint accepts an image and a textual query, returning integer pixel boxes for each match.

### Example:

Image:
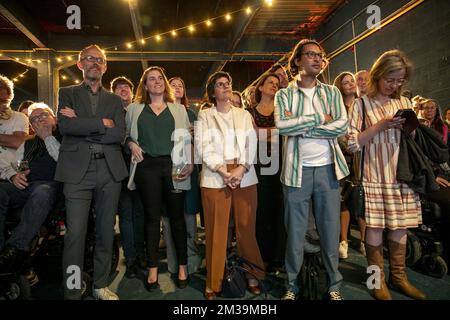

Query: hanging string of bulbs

[1,0,275,84]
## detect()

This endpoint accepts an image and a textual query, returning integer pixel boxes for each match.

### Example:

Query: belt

[91,152,105,159]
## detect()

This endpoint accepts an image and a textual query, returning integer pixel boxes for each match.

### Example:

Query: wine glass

[11,160,30,173]
[171,163,186,193]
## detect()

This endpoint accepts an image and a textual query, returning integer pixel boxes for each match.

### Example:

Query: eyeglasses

[215,81,232,89]
[383,78,405,86]
[30,111,50,123]
[301,51,325,60]
[81,55,105,64]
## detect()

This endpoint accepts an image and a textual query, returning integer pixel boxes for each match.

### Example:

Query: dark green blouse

[137,105,175,157]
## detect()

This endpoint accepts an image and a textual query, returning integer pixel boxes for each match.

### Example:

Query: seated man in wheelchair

[0,102,61,273]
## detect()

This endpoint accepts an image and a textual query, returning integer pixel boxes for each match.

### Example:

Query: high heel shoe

[177,275,189,289]
[145,275,159,291]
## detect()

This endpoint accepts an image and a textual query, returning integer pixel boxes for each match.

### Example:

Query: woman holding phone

[347,50,425,300]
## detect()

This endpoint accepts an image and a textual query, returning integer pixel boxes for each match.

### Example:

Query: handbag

[221,254,267,299]
[343,98,366,220]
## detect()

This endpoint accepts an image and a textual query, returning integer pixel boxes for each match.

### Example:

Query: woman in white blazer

[195,71,265,300]
[125,66,192,291]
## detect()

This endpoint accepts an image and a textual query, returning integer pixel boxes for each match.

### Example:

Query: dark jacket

[55,84,128,184]
[397,125,448,194]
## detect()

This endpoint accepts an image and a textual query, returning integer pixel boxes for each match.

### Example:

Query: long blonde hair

[134,66,175,104]
[367,50,412,99]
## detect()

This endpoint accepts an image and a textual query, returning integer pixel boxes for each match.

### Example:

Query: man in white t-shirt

[274,40,349,301]
[0,75,29,181]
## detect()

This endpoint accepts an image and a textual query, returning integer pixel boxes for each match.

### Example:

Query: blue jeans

[118,187,145,265]
[0,180,61,251]
[283,165,342,294]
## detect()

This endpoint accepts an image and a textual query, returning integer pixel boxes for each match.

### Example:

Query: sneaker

[339,240,348,259]
[93,287,119,300]
[281,290,297,300]
[328,291,344,300]
[359,242,366,256]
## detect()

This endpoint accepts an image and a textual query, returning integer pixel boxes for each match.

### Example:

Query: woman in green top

[125,66,193,290]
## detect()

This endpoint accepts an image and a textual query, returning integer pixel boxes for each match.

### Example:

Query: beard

[84,66,103,81]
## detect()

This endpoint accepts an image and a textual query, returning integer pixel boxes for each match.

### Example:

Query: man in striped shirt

[274,39,349,301]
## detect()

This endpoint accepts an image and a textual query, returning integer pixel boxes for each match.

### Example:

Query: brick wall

[314,0,450,111]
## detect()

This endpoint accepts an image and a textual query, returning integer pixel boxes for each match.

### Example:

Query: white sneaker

[359,242,366,256]
[93,287,119,300]
[281,290,297,300]
[339,240,348,259]
[329,291,344,300]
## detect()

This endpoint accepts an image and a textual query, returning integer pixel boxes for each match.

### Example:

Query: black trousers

[254,163,286,266]
[134,156,187,268]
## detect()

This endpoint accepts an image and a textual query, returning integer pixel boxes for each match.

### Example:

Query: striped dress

[347,95,422,229]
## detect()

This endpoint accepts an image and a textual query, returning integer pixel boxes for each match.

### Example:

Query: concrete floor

[22,227,450,300]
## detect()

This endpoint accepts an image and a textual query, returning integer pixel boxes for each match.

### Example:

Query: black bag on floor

[298,251,328,300]
[221,254,267,299]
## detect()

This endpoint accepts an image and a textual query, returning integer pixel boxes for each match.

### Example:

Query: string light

[2,3,264,64]
[265,0,273,7]
[98,4,261,51]
[9,69,31,83]
[61,75,67,80]
[74,80,80,84]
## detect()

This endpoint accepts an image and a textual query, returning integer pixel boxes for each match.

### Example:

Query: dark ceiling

[0,0,343,107]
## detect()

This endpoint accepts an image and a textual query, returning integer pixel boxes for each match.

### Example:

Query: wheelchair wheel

[420,255,448,279]
[4,275,31,300]
[406,231,422,267]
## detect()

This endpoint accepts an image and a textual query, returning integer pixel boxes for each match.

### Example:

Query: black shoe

[0,245,28,274]
[124,261,138,278]
[145,279,159,291]
[177,276,189,289]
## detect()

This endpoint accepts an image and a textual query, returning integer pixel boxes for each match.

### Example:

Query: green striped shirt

[274,78,350,187]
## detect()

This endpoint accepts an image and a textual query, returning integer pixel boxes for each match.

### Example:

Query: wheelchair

[405,199,448,278]
[0,200,120,300]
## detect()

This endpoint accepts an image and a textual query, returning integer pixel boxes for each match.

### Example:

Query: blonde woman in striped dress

[347,50,425,300]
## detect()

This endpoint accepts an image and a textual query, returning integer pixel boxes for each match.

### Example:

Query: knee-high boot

[387,240,426,300]
[364,243,392,300]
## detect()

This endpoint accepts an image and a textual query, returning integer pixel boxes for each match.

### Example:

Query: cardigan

[125,102,192,190]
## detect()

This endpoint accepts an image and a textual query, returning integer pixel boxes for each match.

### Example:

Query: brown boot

[387,240,426,300]
[365,243,392,300]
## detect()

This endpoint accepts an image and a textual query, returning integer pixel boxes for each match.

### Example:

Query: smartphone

[393,108,419,134]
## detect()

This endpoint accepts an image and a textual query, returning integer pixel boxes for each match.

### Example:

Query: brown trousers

[201,181,265,292]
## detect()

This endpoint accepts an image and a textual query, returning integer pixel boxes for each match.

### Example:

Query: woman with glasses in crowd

[347,50,425,300]
[195,71,264,300]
